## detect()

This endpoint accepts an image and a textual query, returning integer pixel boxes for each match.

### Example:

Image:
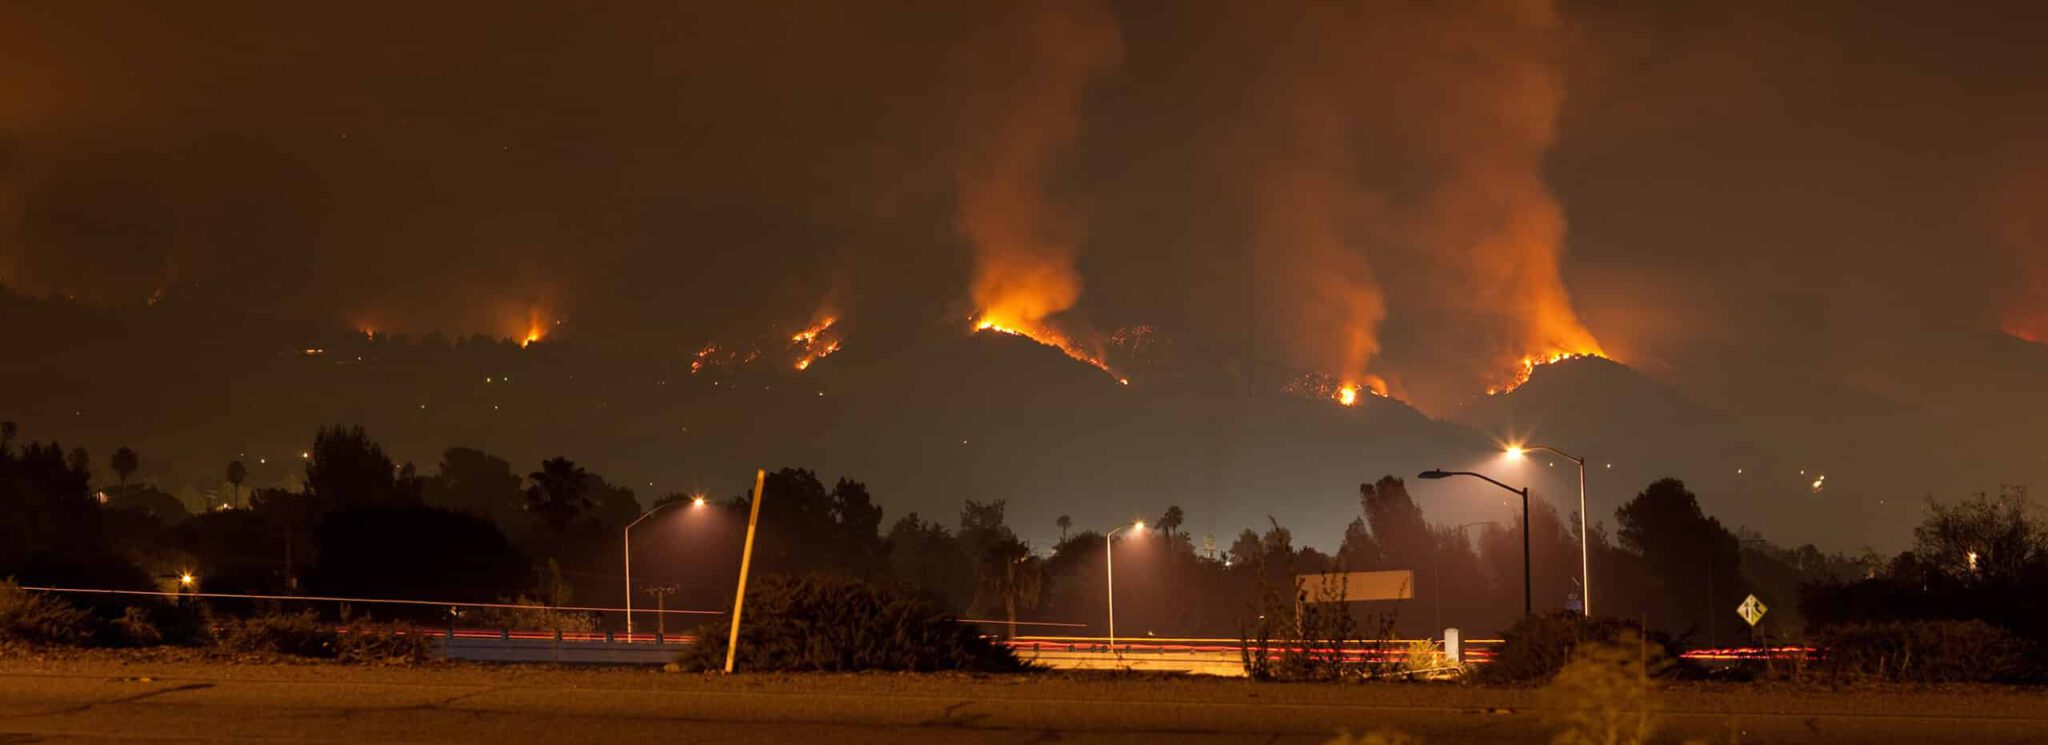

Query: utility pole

[724,469,766,674]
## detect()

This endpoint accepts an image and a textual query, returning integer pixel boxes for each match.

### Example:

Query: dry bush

[1541,632,1671,745]
[1483,612,1676,685]
[216,611,337,658]
[1814,619,2035,683]
[0,579,95,645]
[335,616,436,664]
[114,607,163,646]
[675,573,1023,673]
[472,596,598,633]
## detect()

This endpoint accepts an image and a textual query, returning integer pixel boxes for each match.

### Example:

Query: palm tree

[111,447,139,492]
[1056,514,1072,543]
[227,460,247,508]
[978,537,1042,640]
[525,456,592,537]
[1157,505,1185,542]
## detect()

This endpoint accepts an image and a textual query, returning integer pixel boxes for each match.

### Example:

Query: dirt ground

[3,649,2047,743]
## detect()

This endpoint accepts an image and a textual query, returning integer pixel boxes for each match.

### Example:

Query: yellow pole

[724,469,766,674]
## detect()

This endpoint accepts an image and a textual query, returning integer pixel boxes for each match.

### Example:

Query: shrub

[335,617,437,664]
[1396,639,1462,680]
[216,611,337,658]
[114,607,164,646]
[146,601,212,646]
[1813,619,2036,683]
[674,573,1024,673]
[471,597,598,633]
[1541,632,1667,745]
[0,579,96,645]
[1240,567,1395,682]
[1482,611,1676,684]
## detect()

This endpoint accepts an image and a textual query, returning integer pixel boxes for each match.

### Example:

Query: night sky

[2,1,2043,553]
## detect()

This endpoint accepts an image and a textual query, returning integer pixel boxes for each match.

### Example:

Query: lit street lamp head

[1505,446,1526,459]
[1132,520,1146,530]
[691,495,707,507]
[178,572,195,587]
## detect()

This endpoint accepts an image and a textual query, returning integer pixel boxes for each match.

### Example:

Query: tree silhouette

[0,421,15,452]
[226,460,246,508]
[1056,514,1072,543]
[1361,476,1429,569]
[305,504,533,612]
[1157,505,1185,541]
[978,536,1042,638]
[524,456,592,538]
[424,447,525,529]
[1616,478,1744,639]
[886,512,973,610]
[1913,491,2040,582]
[111,446,138,490]
[958,499,1012,566]
[305,425,414,508]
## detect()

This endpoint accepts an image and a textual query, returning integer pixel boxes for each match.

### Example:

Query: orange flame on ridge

[519,308,546,348]
[1333,377,1388,406]
[1486,351,1602,395]
[973,317,1126,384]
[790,316,843,371]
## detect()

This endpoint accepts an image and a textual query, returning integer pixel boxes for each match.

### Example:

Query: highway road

[5,656,2048,744]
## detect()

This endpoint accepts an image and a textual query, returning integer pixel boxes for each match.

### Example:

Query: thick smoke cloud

[953,0,1122,347]
[1168,0,1599,411]
[1994,166,2048,344]
[2,0,2045,408]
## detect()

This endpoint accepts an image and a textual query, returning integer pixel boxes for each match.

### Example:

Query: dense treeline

[5,419,2040,649]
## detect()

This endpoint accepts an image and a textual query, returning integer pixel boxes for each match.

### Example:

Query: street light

[1105,520,1146,657]
[1507,444,1591,616]
[1419,469,1532,617]
[623,496,706,640]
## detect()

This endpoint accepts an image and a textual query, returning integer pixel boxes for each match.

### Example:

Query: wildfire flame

[1334,377,1389,406]
[793,341,840,371]
[789,316,844,371]
[517,307,548,348]
[791,318,834,346]
[1486,351,1603,395]
[973,317,1126,384]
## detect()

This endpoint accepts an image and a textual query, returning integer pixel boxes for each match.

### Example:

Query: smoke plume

[1993,167,2048,344]
[1359,0,1603,411]
[952,0,1122,350]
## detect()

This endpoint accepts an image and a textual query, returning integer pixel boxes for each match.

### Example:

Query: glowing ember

[794,340,841,371]
[519,308,547,348]
[791,317,836,345]
[1486,352,1603,395]
[690,344,718,374]
[790,317,843,371]
[972,316,1124,383]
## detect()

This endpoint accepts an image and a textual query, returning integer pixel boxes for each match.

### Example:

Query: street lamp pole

[1105,520,1145,658]
[623,494,707,640]
[1419,470,1532,617]
[1509,445,1591,616]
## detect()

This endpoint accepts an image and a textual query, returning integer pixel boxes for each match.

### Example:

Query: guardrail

[21,585,1814,668]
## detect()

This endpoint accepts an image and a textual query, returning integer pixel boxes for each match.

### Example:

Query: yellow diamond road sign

[1737,594,1767,627]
